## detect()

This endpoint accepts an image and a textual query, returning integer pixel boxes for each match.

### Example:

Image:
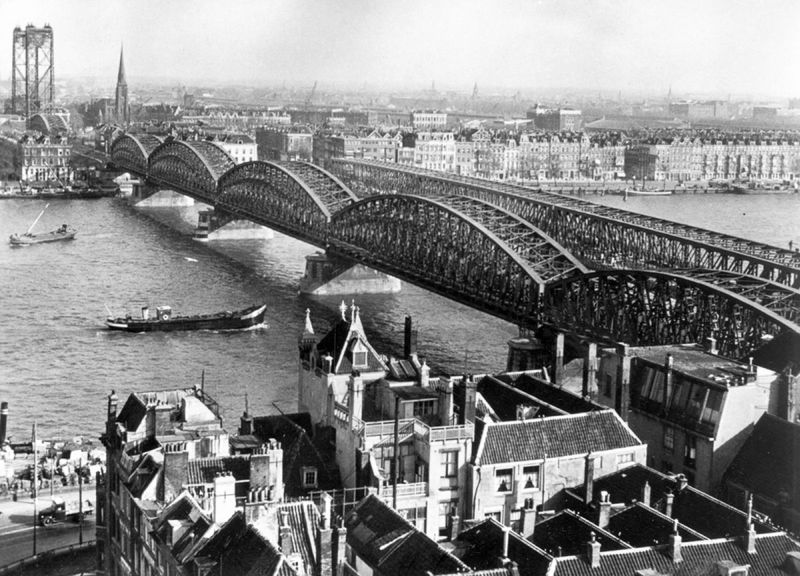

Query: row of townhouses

[97,302,800,576]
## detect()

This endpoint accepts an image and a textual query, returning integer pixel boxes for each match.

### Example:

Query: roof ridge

[486,409,618,426]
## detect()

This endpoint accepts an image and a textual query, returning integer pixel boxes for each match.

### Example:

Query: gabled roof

[186,456,251,484]
[315,313,386,375]
[277,501,320,571]
[456,518,552,576]
[151,492,214,565]
[493,373,602,414]
[476,375,568,421]
[551,532,800,576]
[126,452,161,498]
[605,503,706,547]
[724,413,800,507]
[566,464,775,539]
[346,494,469,576]
[214,526,294,576]
[531,510,630,557]
[473,410,642,465]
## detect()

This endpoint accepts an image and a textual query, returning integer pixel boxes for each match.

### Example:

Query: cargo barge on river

[106,304,267,332]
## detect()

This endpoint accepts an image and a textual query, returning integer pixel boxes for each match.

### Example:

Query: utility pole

[32,420,37,557]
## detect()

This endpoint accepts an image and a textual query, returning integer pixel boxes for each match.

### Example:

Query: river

[0,192,797,442]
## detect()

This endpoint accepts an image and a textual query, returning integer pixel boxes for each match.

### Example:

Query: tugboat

[9,204,77,246]
[106,304,267,332]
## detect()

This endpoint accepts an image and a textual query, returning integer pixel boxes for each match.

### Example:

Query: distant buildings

[528,107,583,132]
[207,132,257,164]
[256,127,313,161]
[411,110,448,130]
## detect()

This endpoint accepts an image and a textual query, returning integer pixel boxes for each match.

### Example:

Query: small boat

[9,204,77,245]
[106,304,267,332]
[623,187,672,196]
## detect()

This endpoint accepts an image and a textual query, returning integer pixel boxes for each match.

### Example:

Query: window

[683,435,697,468]
[413,400,435,417]
[522,465,540,490]
[441,451,458,479]
[616,452,634,467]
[664,426,675,453]
[302,467,318,488]
[353,350,367,367]
[495,468,513,492]
[604,374,613,398]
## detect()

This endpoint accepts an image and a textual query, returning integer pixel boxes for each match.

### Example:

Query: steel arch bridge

[106,136,800,363]
[216,161,358,245]
[110,134,163,176]
[328,194,586,321]
[331,160,800,289]
[148,140,236,203]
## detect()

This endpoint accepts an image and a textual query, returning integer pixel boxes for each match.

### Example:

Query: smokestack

[0,402,7,445]
[404,315,418,358]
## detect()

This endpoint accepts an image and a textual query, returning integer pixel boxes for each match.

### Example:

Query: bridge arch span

[328,194,567,320]
[216,161,352,245]
[148,140,234,202]
[543,269,800,360]
[110,134,163,176]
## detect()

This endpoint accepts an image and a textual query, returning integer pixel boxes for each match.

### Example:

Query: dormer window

[302,466,318,488]
[352,340,368,368]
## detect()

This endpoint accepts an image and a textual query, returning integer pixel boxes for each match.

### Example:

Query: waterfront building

[411,110,448,131]
[207,133,257,164]
[256,127,313,161]
[528,108,583,132]
[413,131,456,172]
[15,132,73,184]
[588,343,788,493]
[297,305,647,540]
[115,46,129,125]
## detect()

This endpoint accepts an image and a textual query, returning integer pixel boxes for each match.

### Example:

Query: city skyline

[1,0,799,100]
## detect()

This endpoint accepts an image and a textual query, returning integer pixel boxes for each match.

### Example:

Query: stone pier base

[300,252,401,295]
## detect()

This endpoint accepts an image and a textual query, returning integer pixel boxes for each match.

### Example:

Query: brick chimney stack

[586,532,601,568]
[669,519,683,563]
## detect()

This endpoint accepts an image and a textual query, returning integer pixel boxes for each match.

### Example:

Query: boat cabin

[156,306,172,321]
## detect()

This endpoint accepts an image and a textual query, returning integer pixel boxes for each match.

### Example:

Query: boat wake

[184,256,199,262]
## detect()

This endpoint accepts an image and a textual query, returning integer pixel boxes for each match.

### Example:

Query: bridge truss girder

[329,194,549,322]
[216,161,335,246]
[543,269,800,361]
[147,140,232,203]
[110,134,161,176]
[333,161,799,289]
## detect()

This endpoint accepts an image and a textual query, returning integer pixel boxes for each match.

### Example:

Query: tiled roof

[750,331,800,374]
[315,318,386,375]
[567,465,776,539]
[531,510,630,557]
[379,531,471,576]
[214,526,290,576]
[551,532,800,576]
[474,410,642,465]
[279,501,320,570]
[194,512,248,562]
[456,518,552,576]
[126,453,160,498]
[186,456,251,484]
[725,413,800,506]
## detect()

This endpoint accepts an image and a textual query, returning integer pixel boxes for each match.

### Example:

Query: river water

[0,193,798,441]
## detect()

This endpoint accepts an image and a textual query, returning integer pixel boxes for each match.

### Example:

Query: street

[0,487,96,567]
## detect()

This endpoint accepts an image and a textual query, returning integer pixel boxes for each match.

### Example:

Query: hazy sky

[2,0,798,97]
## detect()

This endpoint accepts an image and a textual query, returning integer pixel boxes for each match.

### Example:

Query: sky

[1,0,799,98]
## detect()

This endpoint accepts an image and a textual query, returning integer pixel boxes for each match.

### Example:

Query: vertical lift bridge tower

[11,24,54,117]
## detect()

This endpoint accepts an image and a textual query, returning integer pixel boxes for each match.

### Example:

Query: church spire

[117,45,127,86]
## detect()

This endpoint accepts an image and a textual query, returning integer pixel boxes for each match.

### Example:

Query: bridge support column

[130,183,194,207]
[194,209,274,241]
[582,342,597,399]
[506,327,548,373]
[553,333,565,386]
[299,251,401,295]
[615,344,631,422]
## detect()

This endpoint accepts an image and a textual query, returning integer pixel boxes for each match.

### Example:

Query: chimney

[419,360,430,388]
[705,336,718,355]
[744,523,757,554]
[323,354,334,374]
[404,315,418,358]
[665,491,674,517]
[332,520,347,576]
[106,390,119,439]
[663,354,673,414]
[461,376,477,425]
[669,519,682,563]
[584,452,595,505]
[597,490,611,528]
[316,493,333,576]
[439,379,454,426]
[0,401,8,445]
[582,342,597,398]
[279,509,294,555]
[520,505,537,539]
[154,404,173,437]
[162,443,189,502]
[676,474,688,492]
[641,481,651,507]
[586,532,601,569]
[240,411,253,436]
[553,332,565,386]
[616,344,631,422]
[502,525,511,559]
[213,472,237,523]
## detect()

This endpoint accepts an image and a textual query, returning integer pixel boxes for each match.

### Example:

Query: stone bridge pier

[194,208,274,241]
[299,250,401,295]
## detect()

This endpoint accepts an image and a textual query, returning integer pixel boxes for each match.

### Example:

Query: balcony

[379,481,428,499]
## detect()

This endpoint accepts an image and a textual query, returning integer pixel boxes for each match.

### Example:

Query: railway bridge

[110,135,800,365]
